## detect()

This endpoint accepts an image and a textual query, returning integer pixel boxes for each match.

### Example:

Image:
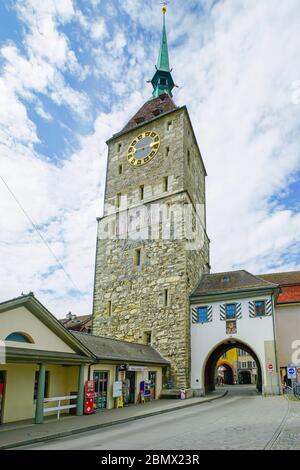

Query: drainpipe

[271,292,281,394]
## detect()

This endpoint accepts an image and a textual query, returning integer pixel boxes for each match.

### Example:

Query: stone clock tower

[92,7,210,389]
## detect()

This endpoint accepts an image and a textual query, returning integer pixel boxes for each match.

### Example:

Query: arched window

[5,332,33,343]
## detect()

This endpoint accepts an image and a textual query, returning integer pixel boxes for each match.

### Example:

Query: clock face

[127,131,160,167]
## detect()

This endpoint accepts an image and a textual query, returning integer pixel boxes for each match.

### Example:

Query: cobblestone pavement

[21,386,298,450]
[271,399,300,450]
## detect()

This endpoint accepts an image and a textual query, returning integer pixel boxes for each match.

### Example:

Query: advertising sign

[84,380,95,414]
[113,380,123,398]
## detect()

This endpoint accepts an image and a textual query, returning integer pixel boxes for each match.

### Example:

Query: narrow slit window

[119,164,123,175]
[164,289,169,307]
[135,248,142,267]
[164,177,169,192]
[139,185,144,201]
[116,193,121,208]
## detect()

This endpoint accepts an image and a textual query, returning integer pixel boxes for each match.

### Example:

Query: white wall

[191,294,280,395]
[0,306,75,353]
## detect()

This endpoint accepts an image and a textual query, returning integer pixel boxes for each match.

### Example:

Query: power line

[0,174,89,302]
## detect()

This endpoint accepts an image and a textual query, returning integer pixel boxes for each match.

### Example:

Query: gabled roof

[191,270,278,298]
[0,294,93,359]
[259,271,300,304]
[259,271,300,285]
[71,331,170,366]
[60,314,92,331]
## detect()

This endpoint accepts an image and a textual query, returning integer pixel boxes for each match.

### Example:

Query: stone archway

[204,340,262,393]
[217,362,234,385]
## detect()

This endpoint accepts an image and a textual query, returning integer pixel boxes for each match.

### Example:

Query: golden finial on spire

[161,1,168,14]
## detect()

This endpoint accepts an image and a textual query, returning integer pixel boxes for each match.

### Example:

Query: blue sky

[0,0,300,317]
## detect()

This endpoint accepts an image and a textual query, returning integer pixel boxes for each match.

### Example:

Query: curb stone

[2,391,228,450]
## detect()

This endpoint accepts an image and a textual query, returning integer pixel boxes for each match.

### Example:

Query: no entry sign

[268,363,273,372]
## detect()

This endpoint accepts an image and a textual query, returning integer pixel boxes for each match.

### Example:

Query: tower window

[187,149,191,166]
[164,289,169,307]
[134,248,142,267]
[116,193,121,208]
[107,301,112,317]
[163,176,169,192]
[117,143,122,153]
[167,121,173,131]
[139,185,144,201]
[144,331,152,345]
[165,146,170,156]
[119,164,123,175]
[160,78,167,85]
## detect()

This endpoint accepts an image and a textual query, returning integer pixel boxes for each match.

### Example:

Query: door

[0,371,5,424]
[93,371,108,409]
[125,371,136,404]
[149,371,156,399]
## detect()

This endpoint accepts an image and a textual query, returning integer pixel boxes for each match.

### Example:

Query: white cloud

[90,19,107,40]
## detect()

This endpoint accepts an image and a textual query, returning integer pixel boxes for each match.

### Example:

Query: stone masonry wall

[93,107,209,389]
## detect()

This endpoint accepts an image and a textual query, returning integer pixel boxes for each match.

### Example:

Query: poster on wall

[113,380,123,398]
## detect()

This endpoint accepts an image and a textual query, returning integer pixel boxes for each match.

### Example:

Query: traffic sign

[268,363,273,372]
[297,367,300,374]
[287,367,296,379]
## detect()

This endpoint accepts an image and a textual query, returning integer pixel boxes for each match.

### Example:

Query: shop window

[93,371,108,409]
[33,371,49,400]
[255,300,266,316]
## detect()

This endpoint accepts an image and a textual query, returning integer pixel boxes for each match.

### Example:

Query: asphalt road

[21,385,291,450]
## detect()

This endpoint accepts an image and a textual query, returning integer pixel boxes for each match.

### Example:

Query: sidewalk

[0,390,227,449]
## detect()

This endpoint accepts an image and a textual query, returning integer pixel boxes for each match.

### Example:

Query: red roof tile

[121,93,177,133]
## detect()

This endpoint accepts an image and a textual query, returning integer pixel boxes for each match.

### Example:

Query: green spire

[156,12,170,72]
[150,6,175,99]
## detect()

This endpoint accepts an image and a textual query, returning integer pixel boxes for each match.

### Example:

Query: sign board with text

[113,381,123,398]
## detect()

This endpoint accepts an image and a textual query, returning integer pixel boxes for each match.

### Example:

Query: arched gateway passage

[217,363,234,385]
[204,340,262,393]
